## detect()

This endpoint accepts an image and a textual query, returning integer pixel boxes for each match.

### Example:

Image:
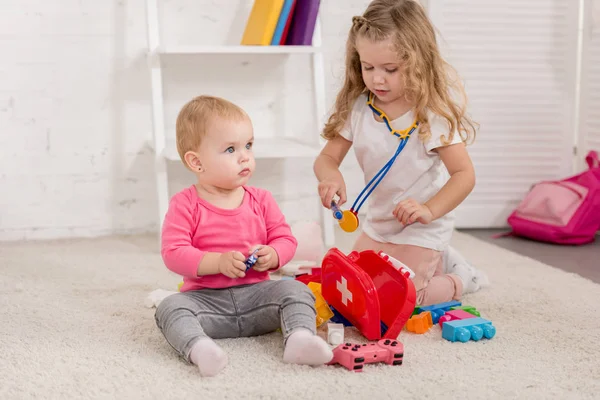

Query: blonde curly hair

[323,0,477,145]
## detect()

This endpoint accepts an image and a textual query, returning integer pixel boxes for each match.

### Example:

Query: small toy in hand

[330,200,344,220]
[245,248,260,271]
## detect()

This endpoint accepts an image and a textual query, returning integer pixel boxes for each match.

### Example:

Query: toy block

[308,282,334,327]
[415,300,461,324]
[438,309,476,327]
[406,311,433,334]
[449,305,480,317]
[327,323,345,346]
[442,317,496,343]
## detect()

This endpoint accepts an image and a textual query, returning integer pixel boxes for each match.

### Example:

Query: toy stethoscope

[331,92,419,233]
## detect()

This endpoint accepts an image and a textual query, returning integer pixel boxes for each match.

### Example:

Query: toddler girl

[156,95,332,377]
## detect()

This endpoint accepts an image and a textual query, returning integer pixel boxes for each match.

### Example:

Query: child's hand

[218,251,247,278]
[318,178,347,209]
[248,245,279,272]
[393,199,434,225]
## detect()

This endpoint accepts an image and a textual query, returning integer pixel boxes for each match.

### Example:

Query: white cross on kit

[336,276,353,306]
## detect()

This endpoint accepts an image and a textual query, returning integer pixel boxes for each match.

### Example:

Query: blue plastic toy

[331,201,344,220]
[442,317,496,343]
[245,249,259,271]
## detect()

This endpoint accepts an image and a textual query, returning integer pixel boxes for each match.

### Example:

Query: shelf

[154,45,321,55]
[160,137,322,161]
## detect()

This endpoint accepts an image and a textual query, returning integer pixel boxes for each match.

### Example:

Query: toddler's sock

[283,329,333,366]
[442,245,467,273]
[188,337,228,377]
[443,245,490,295]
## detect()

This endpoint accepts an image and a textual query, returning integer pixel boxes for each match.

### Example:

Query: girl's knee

[415,277,460,306]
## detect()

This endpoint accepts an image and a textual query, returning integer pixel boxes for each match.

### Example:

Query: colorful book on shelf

[271,0,297,45]
[284,0,320,46]
[241,0,285,45]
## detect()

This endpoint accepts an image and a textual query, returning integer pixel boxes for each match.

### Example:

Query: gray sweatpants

[155,279,317,362]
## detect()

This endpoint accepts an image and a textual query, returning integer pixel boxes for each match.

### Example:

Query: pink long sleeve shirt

[161,185,298,292]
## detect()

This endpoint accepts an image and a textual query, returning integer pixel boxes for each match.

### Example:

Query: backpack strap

[586,150,599,169]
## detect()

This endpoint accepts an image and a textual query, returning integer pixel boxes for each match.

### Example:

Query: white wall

[0,0,371,241]
[430,0,582,228]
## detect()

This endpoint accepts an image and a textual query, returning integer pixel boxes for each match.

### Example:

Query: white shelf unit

[145,0,336,247]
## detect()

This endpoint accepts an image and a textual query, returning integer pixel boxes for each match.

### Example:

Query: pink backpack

[506,150,600,245]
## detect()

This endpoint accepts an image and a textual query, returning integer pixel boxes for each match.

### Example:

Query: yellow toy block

[307,282,334,327]
[406,311,433,334]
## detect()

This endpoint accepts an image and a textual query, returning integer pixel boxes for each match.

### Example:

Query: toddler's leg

[416,255,462,305]
[155,290,236,377]
[352,233,462,306]
[233,280,332,366]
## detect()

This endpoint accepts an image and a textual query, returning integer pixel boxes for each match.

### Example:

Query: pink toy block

[438,309,477,327]
[326,339,404,372]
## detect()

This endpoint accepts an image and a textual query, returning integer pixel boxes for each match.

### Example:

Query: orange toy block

[406,311,433,334]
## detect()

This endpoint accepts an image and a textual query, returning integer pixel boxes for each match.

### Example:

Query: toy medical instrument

[244,248,259,271]
[333,92,419,233]
[330,201,344,220]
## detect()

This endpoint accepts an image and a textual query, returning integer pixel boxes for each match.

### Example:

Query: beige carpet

[1,230,599,400]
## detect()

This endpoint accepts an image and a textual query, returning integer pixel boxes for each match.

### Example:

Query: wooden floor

[460,229,600,284]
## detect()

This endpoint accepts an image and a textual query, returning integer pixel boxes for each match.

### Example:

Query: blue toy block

[442,317,496,343]
[415,300,461,324]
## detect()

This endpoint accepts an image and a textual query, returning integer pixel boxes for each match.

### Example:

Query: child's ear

[184,151,203,171]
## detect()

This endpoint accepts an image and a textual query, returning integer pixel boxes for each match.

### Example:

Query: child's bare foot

[283,329,333,366]
[189,338,228,377]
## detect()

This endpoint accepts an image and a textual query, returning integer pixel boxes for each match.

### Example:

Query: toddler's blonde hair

[175,95,248,165]
[323,0,477,145]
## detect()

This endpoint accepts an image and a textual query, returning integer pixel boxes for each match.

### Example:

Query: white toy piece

[144,289,177,308]
[327,323,345,346]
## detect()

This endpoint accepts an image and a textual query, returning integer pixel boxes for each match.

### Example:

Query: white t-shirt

[339,93,462,251]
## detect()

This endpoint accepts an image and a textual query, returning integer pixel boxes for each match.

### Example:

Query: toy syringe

[330,200,344,221]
